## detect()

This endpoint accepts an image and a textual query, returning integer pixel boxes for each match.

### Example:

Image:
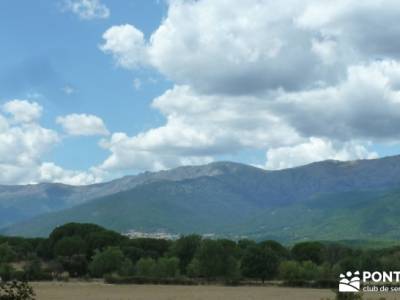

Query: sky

[1,0,400,185]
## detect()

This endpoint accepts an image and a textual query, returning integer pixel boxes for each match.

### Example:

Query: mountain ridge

[2,155,400,240]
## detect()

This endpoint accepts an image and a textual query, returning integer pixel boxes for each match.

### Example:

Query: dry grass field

[30,282,400,300]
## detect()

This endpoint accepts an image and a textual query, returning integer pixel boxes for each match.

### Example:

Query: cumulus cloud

[0,124,60,184]
[5,0,400,183]
[56,113,109,136]
[100,25,147,69]
[99,130,214,172]
[265,138,378,170]
[0,100,103,185]
[39,162,104,185]
[63,0,110,20]
[0,100,57,184]
[296,0,400,59]
[95,0,400,172]
[98,85,301,172]
[101,1,324,94]
[100,0,400,92]
[2,100,42,123]
[273,60,400,142]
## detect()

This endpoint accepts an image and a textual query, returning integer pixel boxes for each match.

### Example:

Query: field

[30,282,400,300]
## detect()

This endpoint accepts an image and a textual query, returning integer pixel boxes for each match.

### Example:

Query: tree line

[0,223,398,287]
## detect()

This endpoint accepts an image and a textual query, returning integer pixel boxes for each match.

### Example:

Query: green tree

[241,245,279,282]
[121,246,145,264]
[154,257,180,278]
[0,244,16,264]
[125,238,171,259]
[195,239,240,280]
[0,264,14,282]
[279,260,321,281]
[36,239,53,260]
[86,231,122,256]
[54,236,87,258]
[237,239,257,251]
[359,251,382,271]
[49,223,125,258]
[196,239,224,278]
[224,256,241,283]
[301,261,320,280]
[186,258,201,278]
[336,257,360,274]
[23,260,43,281]
[279,261,303,281]
[292,242,325,265]
[135,257,156,277]
[58,255,88,277]
[324,244,353,265]
[89,247,125,278]
[259,240,289,259]
[118,258,134,276]
[169,235,201,274]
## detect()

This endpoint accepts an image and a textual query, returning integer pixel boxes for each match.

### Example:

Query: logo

[339,271,361,292]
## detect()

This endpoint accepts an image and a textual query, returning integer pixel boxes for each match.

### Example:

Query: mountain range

[2,155,400,242]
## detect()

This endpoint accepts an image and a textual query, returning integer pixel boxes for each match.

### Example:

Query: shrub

[0,280,35,300]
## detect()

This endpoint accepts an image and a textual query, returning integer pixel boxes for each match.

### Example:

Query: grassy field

[30,282,400,300]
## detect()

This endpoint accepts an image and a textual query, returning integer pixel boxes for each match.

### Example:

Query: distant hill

[2,156,400,241]
[0,163,244,228]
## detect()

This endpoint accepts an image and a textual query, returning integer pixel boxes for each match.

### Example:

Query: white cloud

[99,130,214,172]
[94,0,400,173]
[39,162,104,185]
[98,85,301,173]
[311,38,338,65]
[100,25,147,69]
[97,59,400,173]
[64,0,110,20]
[0,101,59,184]
[56,113,109,136]
[4,1,400,183]
[101,1,322,94]
[0,101,106,185]
[273,60,400,142]
[265,138,378,170]
[100,0,400,93]
[2,100,43,123]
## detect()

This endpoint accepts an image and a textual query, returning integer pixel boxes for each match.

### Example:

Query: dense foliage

[0,223,399,288]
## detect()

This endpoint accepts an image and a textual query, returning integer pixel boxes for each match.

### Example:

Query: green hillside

[4,183,400,242]
[4,157,400,241]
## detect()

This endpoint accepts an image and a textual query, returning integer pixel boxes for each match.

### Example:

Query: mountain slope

[3,156,400,240]
[0,162,260,228]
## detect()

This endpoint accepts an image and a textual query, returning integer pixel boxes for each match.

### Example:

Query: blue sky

[1,0,400,185]
[0,1,173,177]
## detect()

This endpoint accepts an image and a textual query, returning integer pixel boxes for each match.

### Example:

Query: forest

[0,223,398,288]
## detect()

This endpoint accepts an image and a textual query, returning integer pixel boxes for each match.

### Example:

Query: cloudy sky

[1,0,400,185]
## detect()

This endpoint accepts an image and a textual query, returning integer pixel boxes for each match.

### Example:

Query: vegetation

[0,222,399,293]
[0,281,35,300]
